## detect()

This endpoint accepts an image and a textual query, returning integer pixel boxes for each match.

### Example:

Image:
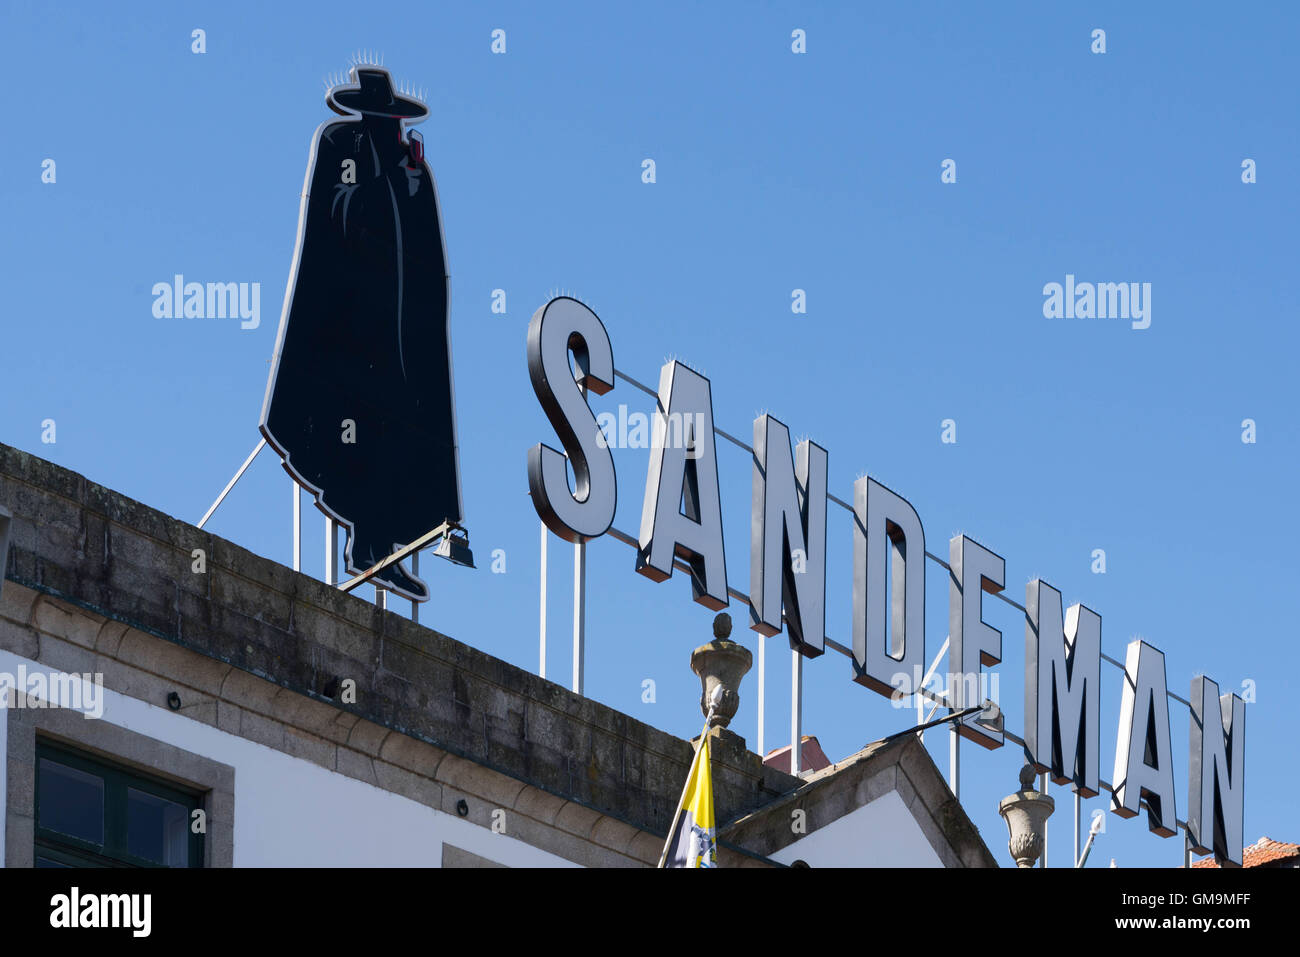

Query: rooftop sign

[261,65,469,601]
[252,62,1246,868]
[525,295,1246,867]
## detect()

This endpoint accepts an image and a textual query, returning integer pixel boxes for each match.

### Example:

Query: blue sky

[4,1,1296,867]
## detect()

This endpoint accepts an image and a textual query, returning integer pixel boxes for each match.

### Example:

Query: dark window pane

[38,758,104,844]
[127,788,189,867]
[36,856,70,867]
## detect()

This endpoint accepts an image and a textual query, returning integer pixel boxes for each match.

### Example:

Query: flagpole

[657,711,713,869]
[657,689,721,869]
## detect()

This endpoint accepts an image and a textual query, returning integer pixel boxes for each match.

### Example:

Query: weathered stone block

[335,747,378,786]
[554,801,602,840]
[511,785,566,825]
[284,726,336,770]
[435,753,526,810]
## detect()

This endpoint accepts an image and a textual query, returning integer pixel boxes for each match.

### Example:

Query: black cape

[261,74,463,601]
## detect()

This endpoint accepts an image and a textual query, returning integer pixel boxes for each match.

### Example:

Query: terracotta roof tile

[1191,836,1300,868]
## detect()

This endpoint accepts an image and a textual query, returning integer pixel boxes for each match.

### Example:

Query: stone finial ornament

[998,763,1056,868]
[713,612,732,640]
[690,612,751,729]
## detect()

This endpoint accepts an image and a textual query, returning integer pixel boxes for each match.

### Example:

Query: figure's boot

[348,530,430,601]
[374,551,429,601]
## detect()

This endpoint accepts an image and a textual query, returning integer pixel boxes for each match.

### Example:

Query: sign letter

[749,414,828,657]
[1024,580,1101,796]
[948,534,1004,748]
[526,297,617,542]
[637,361,728,610]
[1111,640,1178,837]
[1187,675,1245,865]
[852,477,925,697]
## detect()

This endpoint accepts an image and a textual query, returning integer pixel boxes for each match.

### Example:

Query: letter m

[206,282,239,319]
[101,894,130,927]
[1098,282,1129,319]
[1025,580,1101,796]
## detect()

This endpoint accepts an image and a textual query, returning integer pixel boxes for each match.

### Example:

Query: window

[35,740,205,868]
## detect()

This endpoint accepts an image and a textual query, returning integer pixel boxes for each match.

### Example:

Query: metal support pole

[374,585,386,610]
[292,480,301,572]
[949,726,960,800]
[539,521,547,679]
[325,518,337,586]
[340,523,449,592]
[197,438,266,529]
[572,539,585,695]
[1077,823,1100,868]
[1041,772,1049,867]
[916,680,925,736]
[1074,792,1081,867]
[790,648,803,776]
[756,633,765,758]
[916,636,949,744]
[571,380,588,696]
[411,552,419,624]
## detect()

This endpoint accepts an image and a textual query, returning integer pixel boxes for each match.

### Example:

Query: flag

[659,730,717,868]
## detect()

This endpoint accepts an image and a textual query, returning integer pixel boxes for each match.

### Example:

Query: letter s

[526,297,617,541]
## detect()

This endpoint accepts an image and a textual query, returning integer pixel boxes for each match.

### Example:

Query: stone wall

[0,443,796,866]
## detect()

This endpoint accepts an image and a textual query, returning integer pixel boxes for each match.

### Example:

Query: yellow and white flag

[660,731,716,868]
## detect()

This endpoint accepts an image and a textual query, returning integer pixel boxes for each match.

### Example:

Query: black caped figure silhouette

[260,66,467,601]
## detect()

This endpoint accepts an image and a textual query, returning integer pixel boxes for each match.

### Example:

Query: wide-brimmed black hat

[328,67,428,119]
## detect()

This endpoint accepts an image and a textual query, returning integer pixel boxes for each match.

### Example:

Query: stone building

[0,443,994,868]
